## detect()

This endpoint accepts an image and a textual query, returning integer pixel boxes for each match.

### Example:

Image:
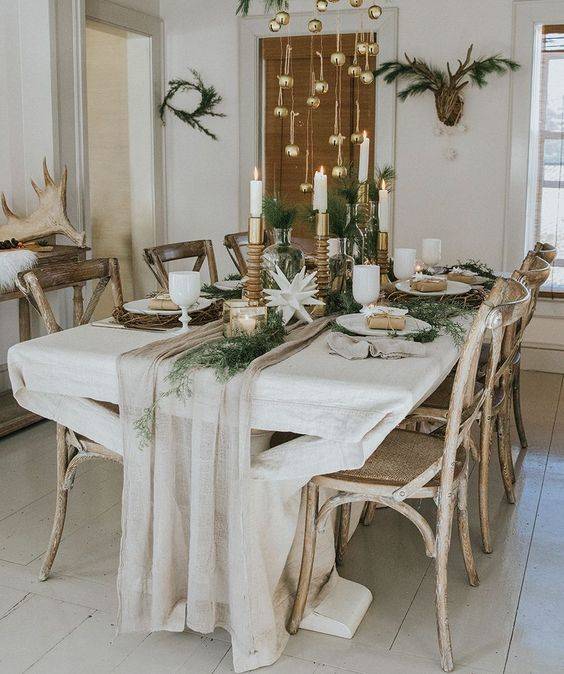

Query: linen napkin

[327,331,425,360]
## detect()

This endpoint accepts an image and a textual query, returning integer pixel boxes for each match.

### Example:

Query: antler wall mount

[0,159,86,248]
[375,45,520,126]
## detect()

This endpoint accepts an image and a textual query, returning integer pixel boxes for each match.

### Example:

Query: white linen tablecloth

[8,323,461,477]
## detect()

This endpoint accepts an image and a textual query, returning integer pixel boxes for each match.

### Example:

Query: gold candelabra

[245,216,265,305]
[315,212,330,313]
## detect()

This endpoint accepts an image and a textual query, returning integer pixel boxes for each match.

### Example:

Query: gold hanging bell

[329,133,345,146]
[299,182,313,193]
[357,42,368,56]
[285,144,300,158]
[351,131,364,144]
[332,165,348,178]
[306,96,321,109]
[275,10,290,25]
[308,18,323,33]
[368,42,380,56]
[278,74,294,89]
[350,0,363,6]
[314,80,329,95]
[316,0,328,10]
[348,63,362,77]
[360,70,375,85]
[330,51,346,66]
[274,106,289,118]
[269,19,281,32]
[368,4,382,19]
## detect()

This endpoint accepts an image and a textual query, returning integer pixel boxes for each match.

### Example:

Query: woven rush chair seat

[323,429,465,491]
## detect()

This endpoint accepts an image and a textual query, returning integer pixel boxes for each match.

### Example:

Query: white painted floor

[0,370,562,674]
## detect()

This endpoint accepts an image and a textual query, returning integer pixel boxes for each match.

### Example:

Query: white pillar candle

[421,238,442,267]
[378,180,389,232]
[313,167,328,213]
[358,131,370,183]
[250,167,263,218]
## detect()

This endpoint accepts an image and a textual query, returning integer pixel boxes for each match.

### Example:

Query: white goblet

[169,271,201,333]
[393,248,417,281]
[353,264,381,311]
[422,238,442,273]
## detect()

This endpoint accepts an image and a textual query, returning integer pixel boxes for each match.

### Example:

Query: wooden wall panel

[262,34,376,238]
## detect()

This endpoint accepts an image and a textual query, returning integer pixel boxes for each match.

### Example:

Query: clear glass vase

[329,238,354,294]
[262,227,305,288]
[354,201,377,264]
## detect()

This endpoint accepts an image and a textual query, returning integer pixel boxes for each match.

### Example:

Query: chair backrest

[435,278,529,507]
[143,240,218,289]
[534,241,558,265]
[515,251,551,329]
[17,257,123,335]
[223,230,273,276]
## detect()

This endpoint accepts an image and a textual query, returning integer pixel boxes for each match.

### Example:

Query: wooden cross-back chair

[223,230,273,276]
[143,239,218,289]
[16,257,125,581]
[508,250,552,453]
[288,278,527,672]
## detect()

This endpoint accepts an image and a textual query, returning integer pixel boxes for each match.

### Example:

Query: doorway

[85,19,155,314]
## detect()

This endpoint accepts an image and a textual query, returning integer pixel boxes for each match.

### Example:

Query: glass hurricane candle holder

[223,299,268,337]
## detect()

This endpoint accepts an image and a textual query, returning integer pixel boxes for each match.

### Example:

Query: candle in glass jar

[250,167,263,218]
[313,166,328,213]
[422,238,442,267]
[238,315,257,334]
[358,131,370,182]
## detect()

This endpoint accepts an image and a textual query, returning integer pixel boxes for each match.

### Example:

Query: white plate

[214,279,245,291]
[336,313,432,337]
[395,279,472,297]
[123,297,212,316]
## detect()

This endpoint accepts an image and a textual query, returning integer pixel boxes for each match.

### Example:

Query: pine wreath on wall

[159,69,225,141]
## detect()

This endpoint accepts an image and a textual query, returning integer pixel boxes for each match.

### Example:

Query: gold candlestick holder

[315,212,330,314]
[245,216,265,306]
[358,181,370,205]
[377,231,391,287]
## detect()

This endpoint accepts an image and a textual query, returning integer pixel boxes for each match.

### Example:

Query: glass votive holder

[223,299,268,337]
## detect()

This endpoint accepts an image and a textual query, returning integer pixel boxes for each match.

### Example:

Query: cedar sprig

[159,70,225,140]
[263,194,298,231]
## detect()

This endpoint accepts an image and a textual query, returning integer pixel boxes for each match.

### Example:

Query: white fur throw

[0,249,38,293]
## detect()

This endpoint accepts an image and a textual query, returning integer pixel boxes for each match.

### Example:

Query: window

[530,25,564,293]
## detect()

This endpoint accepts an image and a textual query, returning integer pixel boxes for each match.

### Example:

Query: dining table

[7,313,465,672]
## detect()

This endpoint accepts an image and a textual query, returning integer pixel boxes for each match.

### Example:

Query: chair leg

[497,402,516,505]
[336,503,351,566]
[39,425,69,581]
[288,482,319,635]
[457,462,479,587]
[512,363,527,450]
[479,409,494,554]
[361,501,377,526]
[435,492,456,672]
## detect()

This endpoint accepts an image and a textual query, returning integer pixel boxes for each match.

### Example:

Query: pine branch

[398,81,435,100]
[263,194,297,230]
[236,0,288,16]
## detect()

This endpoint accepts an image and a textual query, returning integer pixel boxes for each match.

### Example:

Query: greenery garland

[159,69,225,141]
[453,258,497,290]
[236,0,287,16]
[135,312,286,445]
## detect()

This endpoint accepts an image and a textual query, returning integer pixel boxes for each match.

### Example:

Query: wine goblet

[353,264,381,311]
[169,271,201,333]
[421,238,442,274]
[393,248,417,281]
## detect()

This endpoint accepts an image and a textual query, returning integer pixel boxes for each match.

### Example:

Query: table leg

[73,285,84,327]
[18,298,31,342]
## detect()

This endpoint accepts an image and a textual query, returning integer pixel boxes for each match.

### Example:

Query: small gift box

[148,293,180,311]
[447,267,477,284]
[222,299,268,337]
[410,273,447,293]
[361,306,408,331]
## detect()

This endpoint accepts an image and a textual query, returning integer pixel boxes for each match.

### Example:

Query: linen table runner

[117,317,333,672]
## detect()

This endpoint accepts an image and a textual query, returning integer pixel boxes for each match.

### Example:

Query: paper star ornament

[264,265,324,324]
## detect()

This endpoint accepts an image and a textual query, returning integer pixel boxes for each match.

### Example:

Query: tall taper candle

[378,180,389,233]
[358,131,370,183]
[313,167,328,213]
[250,167,263,218]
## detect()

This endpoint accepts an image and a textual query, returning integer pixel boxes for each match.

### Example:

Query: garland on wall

[159,69,225,140]
[374,45,520,126]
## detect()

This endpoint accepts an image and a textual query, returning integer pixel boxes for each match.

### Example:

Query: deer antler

[404,53,442,90]
[447,44,475,90]
[0,158,86,247]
